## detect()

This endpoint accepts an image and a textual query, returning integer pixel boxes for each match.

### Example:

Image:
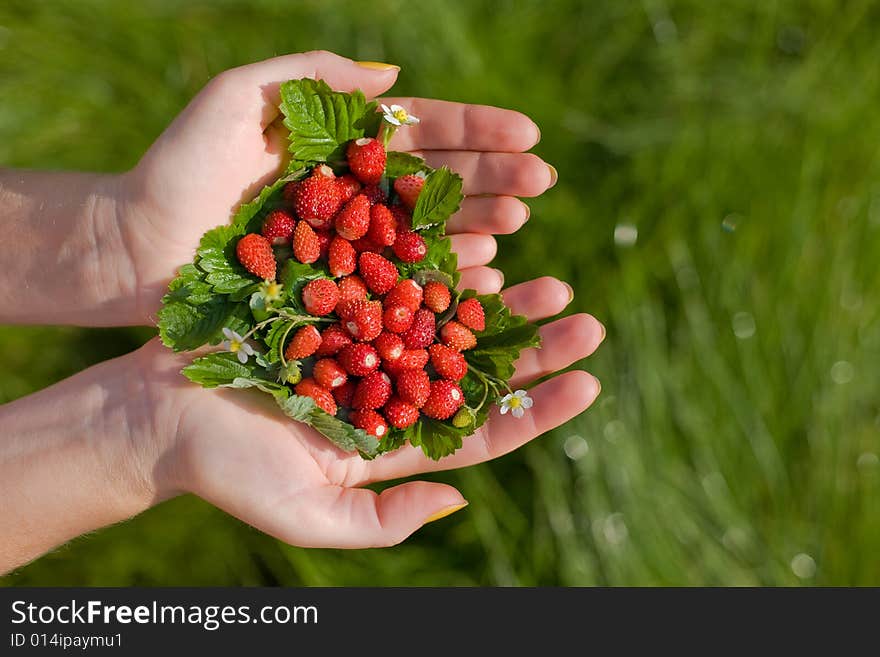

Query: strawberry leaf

[411,166,464,231]
[385,151,427,178]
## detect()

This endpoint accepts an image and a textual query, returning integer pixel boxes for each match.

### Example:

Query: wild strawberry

[302,278,338,316]
[456,298,486,331]
[352,371,392,410]
[347,138,386,185]
[361,184,387,205]
[313,358,347,389]
[315,230,332,260]
[282,180,299,203]
[328,236,357,277]
[392,230,427,263]
[334,194,371,240]
[389,204,411,230]
[236,233,276,280]
[261,209,296,245]
[402,308,436,349]
[423,281,451,313]
[350,235,383,253]
[358,252,398,295]
[315,323,352,357]
[337,274,368,305]
[340,299,383,342]
[294,165,342,229]
[396,369,431,408]
[440,320,477,351]
[393,174,425,210]
[383,396,420,428]
[384,348,430,376]
[294,378,337,415]
[421,380,464,420]
[383,279,423,313]
[373,331,404,362]
[429,343,467,381]
[367,204,397,246]
[349,409,388,439]
[337,343,380,377]
[383,304,414,334]
[285,325,322,360]
[332,380,356,408]
[336,174,362,203]
[292,220,320,264]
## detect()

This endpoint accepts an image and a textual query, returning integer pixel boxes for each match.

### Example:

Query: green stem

[379,121,398,149]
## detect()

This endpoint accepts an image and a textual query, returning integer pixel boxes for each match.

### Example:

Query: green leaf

[411,167,464,231]
[279,78,379,165]
[181,352,262,387]
[402,417,466,460]
[158,297,249,352]
[279,259,329,312]
[277,396,380,458]
[277,394,316,421]
[385,151,427,178]
[464,292,541,381]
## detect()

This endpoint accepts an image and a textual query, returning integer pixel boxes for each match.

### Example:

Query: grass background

[2,0,879,586]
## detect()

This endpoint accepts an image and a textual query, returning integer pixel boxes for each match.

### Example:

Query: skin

[0,51,604,573]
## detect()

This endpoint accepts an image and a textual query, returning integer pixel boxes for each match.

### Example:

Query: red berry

[285,325,322,360]
[313,358,348,389]
[373,331,404,362]
[294,165,342,229]
[315,323,352,357]
[361,184,388,205]
[456,298,486,331]
[402,308,436,349]
[328,236,357,277]
[429,343,467,381]
[337,274,368,305]
[393,174,425,210]
[336,174,362,203]
[383,396,419,428]
[440,320,477,351]
[384,348,430,376]
[352,371,392,410]
[347,138,386,185]
[392,230,427,263]
[421,380,464,420]
[383,279,423,312]
[315,230,332,259]
[396,369,431,408]
[349,409,388,439]
[294,378,337,415]
[302,278,339,316]
[340,299,383,342]
[383,304,414,334]
[292,220,321,264]
[334,194,371,241]
[389,204,412,231]
[337,343,380,377]
[236,233,276,280]
[423,281,452,313]
[332,380,356,408]
[358,252,398,295]
[350,235,383,253]
[282,180,299,203]
[261,209,296,245]
[367,204,397,246]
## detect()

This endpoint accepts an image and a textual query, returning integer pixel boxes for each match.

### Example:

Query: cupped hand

[138,276,602,548]
[119,50,553,321]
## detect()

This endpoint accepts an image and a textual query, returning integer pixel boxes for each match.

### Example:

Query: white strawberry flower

[259,280,284,304]
[222,327,256,364]
[498,389,534,418]
[381,103,420,127]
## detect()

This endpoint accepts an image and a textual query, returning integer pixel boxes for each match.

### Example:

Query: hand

[139,277,603,548]
[119,50,555,322]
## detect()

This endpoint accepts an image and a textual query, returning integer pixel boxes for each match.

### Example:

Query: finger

[446,196,530,235]
[382,98,540,152]
[502,277,573,321]
[363,370,601,483]
[410,151,555,197]
[510,314,605,387]
[457,267,505,294]
[274,481,466,548]
[449,234,497,268]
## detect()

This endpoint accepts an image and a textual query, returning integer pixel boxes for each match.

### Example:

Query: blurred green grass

[2,0,879,586]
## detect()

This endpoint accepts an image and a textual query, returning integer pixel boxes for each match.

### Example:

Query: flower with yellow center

[381,103,420,127]
[222,327,256,364]
[259,280,284,304]
[498,389,534,418]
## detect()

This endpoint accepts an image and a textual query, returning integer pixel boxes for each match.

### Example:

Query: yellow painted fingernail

[356,61,400,71]
[423,502,468,525]
[547,164,558,188]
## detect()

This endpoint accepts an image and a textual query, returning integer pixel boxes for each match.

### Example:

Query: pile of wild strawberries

[233,137,486,440]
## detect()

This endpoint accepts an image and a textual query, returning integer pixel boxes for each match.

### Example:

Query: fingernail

[563,281,574,303]
[521,201,531,221]
[599,322,606,341]
[356,61,400,71]
[423,502,468,525]
[534,123,542,146]
[547,164,558,188]
[592,375,602,394]
[493,268,505,287]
